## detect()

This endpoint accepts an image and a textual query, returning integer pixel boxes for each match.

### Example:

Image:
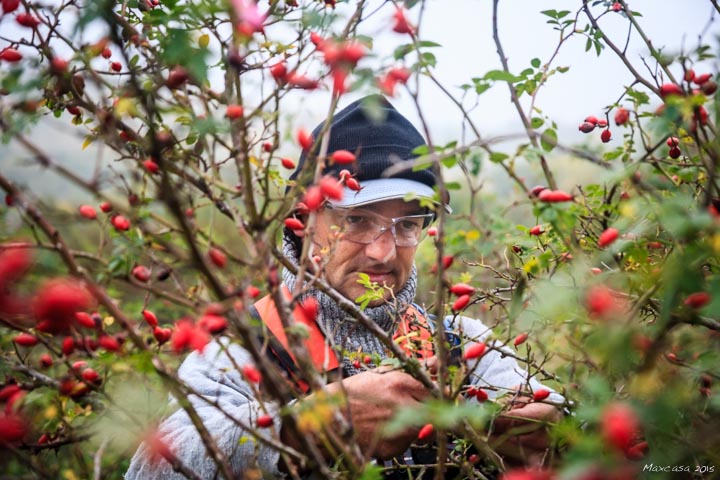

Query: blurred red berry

[601,402,640,453]
[132,265,151,282]
[2,0,20,14]
[39,353,53,368]
[450,283,475,296]
[225,104,244,119]
[241,364,262,383]
[256,414,273,428]
[330,150,356,164]
[142,309,159,327]
[614,108,629,125]
[578,122,595,133]
[143,159,159,174]
[538,189,573,203]
[74,311,96,329]
[529,225,544,236]
[452,294,471,312]
[598,227,619,248]
[34,279,94,334]
[0,413,26,443]
[659,83,683,98]
[79,205,97,219]
[392,7,414,34]
[319,176,344,201]
[417,423,434,441]
[208,248,227,268]
[684,292,711,309]
[533,388,550,401]
[111,215,131,231]
[153,326,172,345]
[99,335,120,352]
[514,332,529,347]
[0,48,22,62]
[16,13,40,28]
[694,73,712,85]
[297,128,313,150]
[463,342,486,360]
[13,333,38,347]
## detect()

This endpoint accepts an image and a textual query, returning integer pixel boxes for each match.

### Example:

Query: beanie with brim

[289,95,451,212]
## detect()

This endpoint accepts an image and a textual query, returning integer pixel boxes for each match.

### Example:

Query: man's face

[311,199,422,306]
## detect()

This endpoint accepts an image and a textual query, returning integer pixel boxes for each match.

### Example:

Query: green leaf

[531,117,545,129]
[420,51,437,68]
[393,43,415,60]
[489,152,509,163]
[441,155,457,168]
[359,465,383,480]
[484,70,520,82]
[625,87,650,105]
[445,182,462,191]
[418,40,442,48]
[474,82,491,95]
[540,128,557,152]
[531,58,541,68]
[412,145,431,156]
[384,400,493,436]
[540,9,558,19]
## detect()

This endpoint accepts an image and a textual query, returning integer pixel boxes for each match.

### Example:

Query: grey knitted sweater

[125,314,562,479]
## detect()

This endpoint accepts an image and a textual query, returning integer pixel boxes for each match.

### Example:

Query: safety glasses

[324,205,435,247]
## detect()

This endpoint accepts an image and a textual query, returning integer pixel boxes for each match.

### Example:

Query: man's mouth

[361,271,393,285]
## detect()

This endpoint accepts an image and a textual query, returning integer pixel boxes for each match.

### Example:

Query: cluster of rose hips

[578,115,613,143]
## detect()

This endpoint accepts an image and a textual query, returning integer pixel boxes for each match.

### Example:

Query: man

[126,95,563,479]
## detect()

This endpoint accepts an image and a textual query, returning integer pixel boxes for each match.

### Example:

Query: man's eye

[397,220,420,232]
[345,215,368,226]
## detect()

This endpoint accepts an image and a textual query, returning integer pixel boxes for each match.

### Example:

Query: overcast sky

[2,0,718,201]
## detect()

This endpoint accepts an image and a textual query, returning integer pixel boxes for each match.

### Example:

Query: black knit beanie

[288,95,437,188]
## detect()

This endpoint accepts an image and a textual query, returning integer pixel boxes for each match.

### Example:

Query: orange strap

[254,293,435,379]
[254,292,340,373]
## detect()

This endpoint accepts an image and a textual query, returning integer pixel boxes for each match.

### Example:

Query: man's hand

[489,392,562,465]
[327,368,432,459]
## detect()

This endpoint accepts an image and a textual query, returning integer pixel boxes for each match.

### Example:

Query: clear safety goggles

[325,205,435,247]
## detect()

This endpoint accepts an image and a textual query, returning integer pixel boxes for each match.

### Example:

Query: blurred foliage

[1,0,719,479]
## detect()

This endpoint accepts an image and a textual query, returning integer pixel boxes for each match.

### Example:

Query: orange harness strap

[254,292,341,373]
[254,293,435,384]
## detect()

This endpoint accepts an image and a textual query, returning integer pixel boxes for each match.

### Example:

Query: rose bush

[1,0,718,478]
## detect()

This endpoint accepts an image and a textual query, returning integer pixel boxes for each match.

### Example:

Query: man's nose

[364,228,397,263]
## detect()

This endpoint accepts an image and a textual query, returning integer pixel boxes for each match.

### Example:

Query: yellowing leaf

[710,233,720,255]
[198,34,210,48]
[103,316,115,327]
[82,136,94,151]
[619,203,636,219]
[629,371,664,399]
[62,470,78,480]
[44,405,58,420]
[112,362,131,373]
[523,256,540,274]
[295,391,343,433]
[465,230,481,241]
[114,98,138,118]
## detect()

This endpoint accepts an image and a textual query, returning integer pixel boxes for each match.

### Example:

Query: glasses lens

[329,208,432,247]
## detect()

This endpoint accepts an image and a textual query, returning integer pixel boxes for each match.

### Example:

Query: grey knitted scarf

[280,235,417,376]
